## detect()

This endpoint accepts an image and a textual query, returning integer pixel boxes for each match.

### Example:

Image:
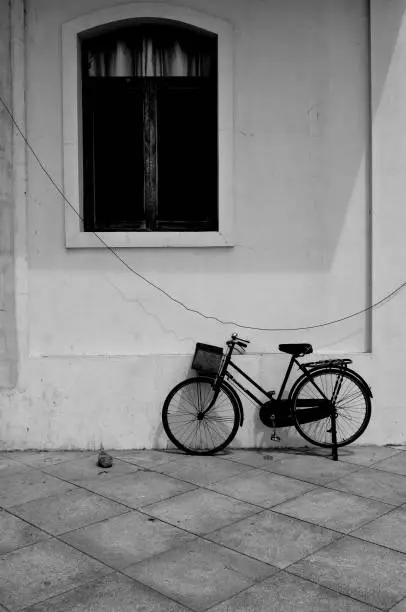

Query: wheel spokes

[164,379,238,453]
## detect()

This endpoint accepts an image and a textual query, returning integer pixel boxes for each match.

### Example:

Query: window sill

[66,230,234,248]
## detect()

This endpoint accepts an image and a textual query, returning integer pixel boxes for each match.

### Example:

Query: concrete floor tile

[206,470,316,508]
[60,510,197,569]
[327,467,406,505]
[111,450,180,469]
[372,451,406,476]
[0,456,34,476]
[79,470,196,508]
[352,507,406,553]
[0,538,111,611]
[41,455,138,483]
[267,447,335,459]
[125,537,276,611]
[4,449,406,612]
[288,536,406,609]
[0,509,50,554]
[142,488,260,534]
[156,455,253,485]
[209,571,379,612]
[271,447,334,457]
[337,445,403,467]
[260,454,359,485]
[220,449,295,468]
[273,487,392,533]
[10,488,130,535]
[221,447,335,465]
[207,509,341,568]
[22,573,189,612]
[0,470,75,509]
[2,451,93,468]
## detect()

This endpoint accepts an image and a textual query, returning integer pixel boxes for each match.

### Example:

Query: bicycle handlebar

[227,333,250,350]
[230,333,250,344]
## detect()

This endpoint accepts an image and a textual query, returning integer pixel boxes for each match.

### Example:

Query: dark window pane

[156,79,218,230]
[81,24,218,233]
[83,83,144,230]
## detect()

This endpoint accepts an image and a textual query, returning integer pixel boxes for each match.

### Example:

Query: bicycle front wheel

[291,367,371,448]
[162,376,240,455]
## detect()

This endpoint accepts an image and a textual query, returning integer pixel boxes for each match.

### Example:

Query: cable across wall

[0,92,403,333]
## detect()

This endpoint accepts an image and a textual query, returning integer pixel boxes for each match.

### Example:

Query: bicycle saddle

[278,343,313,356]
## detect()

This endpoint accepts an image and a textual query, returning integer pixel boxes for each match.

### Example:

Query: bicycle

[162,333,372,455]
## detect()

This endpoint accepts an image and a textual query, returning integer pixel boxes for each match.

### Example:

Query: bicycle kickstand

[270,415,281,442]
[330,410,338,461]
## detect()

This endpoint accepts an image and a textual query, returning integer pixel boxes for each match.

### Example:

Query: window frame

[62,3,234,248]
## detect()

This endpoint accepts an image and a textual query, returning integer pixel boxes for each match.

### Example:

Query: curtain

[83,25,215,78]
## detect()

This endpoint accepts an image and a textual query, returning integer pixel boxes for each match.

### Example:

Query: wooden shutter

[83,80,145,231]
[156,78,218,231]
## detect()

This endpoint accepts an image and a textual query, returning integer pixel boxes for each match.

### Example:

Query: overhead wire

[1,91,405,332]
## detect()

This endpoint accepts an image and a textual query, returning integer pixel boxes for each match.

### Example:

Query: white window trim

[62,3,234,248]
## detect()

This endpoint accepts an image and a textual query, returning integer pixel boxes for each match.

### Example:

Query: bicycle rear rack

[305,358,352,368]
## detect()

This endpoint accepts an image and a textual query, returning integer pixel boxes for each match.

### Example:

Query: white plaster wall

[27,0,370,354]
[2,0,406,449]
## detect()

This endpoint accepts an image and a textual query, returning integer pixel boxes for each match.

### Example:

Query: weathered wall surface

[0,0,17,389]
[1,0,406,449]
[28,0,370,357]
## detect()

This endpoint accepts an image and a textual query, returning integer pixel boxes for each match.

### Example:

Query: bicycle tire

[290,367,371,448]
[162,376,240,455]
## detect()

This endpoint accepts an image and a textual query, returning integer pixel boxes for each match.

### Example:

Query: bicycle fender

[204,375,244,427]
[221,379,244,427]
[309,365,372,398]
[288,367,373,400]
[288,373,307,404]
[346,368,373,398]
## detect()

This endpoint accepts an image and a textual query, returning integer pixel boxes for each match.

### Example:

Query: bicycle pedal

[271,433,281,442]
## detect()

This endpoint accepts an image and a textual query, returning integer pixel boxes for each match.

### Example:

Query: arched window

[80,20,218,232]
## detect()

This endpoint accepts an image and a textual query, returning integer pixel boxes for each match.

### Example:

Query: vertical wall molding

[0,0,17,386]
[11,0,29,381]
[366,0,373,353]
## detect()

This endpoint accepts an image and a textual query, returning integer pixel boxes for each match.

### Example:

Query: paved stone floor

[1,445,406,611]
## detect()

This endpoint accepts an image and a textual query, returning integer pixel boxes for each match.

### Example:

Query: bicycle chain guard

[259,400,294,428]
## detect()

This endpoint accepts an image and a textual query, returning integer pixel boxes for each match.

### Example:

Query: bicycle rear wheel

[162,376,240,455]
[291,367,371,448]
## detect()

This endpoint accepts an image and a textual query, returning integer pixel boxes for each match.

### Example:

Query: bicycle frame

[201,342,339,417]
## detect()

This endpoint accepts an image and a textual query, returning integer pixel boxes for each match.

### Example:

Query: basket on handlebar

[192,343,223,374]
